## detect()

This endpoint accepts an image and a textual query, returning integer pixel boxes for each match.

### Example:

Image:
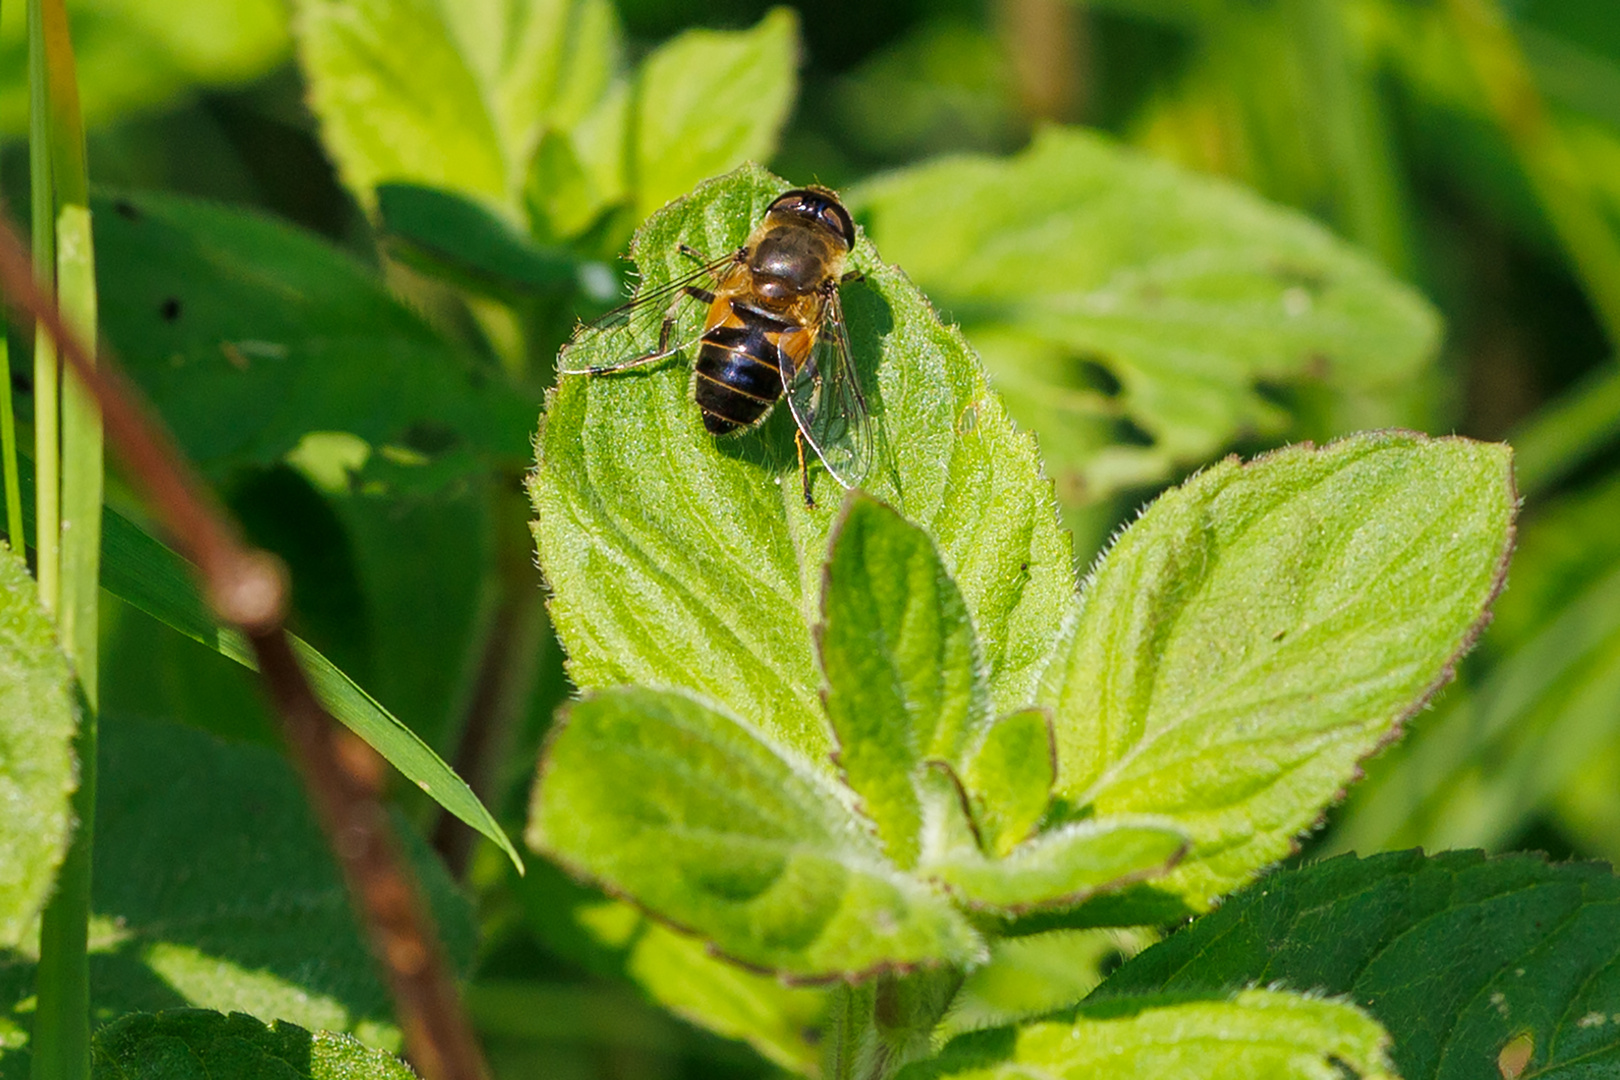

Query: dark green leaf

[376,181,584,296]
[1096,849,1620,1080]
[0,545,77,948]
[1,715,475,1065]
[92,1010,413,1080]
[3,457,521,873]
[94,190,533,486]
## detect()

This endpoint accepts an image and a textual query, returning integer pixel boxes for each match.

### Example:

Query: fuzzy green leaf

[1037,432,1515,910]
[527,687,985,979]
[632,9,798,220]
[925,817,1187,913]
[293,0,619,211]
[962,708,1053,858]
[623,922,827,1074]
[849,128,1442,507]
[820,494,989,869]
[1096,850,1620,1080]
[92,1010,414,1080]
[1331,469,1620,857]
[904,988,1394,1080]
[93,190,533,489]
[0,545,77,949]
[530,163,1071,770]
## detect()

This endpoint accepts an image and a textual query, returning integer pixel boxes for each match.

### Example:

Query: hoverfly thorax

[559,183,875,507]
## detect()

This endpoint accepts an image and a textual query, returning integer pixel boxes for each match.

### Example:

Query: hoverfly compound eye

[769,187,855,250]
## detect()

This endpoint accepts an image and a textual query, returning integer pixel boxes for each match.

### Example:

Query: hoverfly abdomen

[693,301,792,435]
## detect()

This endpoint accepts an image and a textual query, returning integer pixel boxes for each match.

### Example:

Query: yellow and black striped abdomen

[693,298,804,435]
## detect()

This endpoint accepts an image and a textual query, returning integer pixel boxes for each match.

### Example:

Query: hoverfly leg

[795,430,816,509]
[678,243,706,265]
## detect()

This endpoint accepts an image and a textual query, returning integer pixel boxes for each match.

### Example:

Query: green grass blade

[1508,361,1620,498]
[0,334,21,551]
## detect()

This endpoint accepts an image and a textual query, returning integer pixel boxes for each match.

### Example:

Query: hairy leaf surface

[528,687,985,979]
[902,988,1394,1080]
[820,494,989,868]
[1038,432,1515,909]
[0,546,77,949]
[531,164,1071,767]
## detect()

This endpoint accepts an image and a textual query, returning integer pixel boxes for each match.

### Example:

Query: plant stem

[1445,0,1620,351]
[31,1,99,1077]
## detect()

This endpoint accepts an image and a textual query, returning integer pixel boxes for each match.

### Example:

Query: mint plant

[526,166,1521,1077]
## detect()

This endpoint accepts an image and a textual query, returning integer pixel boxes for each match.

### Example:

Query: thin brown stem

[0,212,488,1080]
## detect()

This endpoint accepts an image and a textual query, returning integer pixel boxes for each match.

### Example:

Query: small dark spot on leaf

[1019,562,1029,574]
[1272,629,1286,641]
[1074,356,1121,397]
[1306,352,1334,380]
[801,1026,821,1046]
[113,200,140,221]
[1114,416,1155,447]
[12,368,32,394]
[160,297,182,322]
[401,419,461,456]
[1270,261,1326,293]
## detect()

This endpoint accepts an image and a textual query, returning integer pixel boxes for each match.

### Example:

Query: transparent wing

[782,287,875,488]
[557,249,740,375]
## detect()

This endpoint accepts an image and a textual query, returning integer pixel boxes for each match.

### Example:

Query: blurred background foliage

[8,0,1620,1076]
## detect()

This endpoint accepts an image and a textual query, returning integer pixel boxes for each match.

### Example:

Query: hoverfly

[558,186,874,507]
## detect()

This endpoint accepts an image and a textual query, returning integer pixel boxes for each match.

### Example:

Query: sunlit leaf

[293,0,620,211]
[820,494,989,869]
[0,545,77,949]
[530,163,1071,769]
[1037,433,1515,910]
[905,988,1394,1080]
[631,8,798,220]
[529,687,985,979]
[850,128,1442,507]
